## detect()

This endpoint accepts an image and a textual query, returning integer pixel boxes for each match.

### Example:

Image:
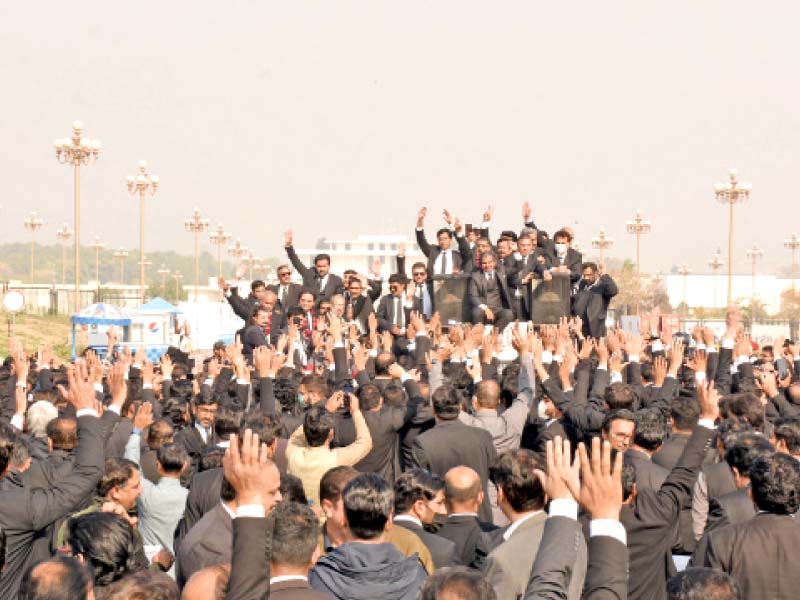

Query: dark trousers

[471,307,514,332]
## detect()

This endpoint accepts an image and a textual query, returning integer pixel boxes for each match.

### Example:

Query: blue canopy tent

[70,303,131,359]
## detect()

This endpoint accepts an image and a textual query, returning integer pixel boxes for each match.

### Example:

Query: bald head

[182,564,230,600]
[474,380,500,410]
[20,556,93,600]
[444,466,483,513]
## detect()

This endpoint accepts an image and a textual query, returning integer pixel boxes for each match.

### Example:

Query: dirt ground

[0,313,82,361]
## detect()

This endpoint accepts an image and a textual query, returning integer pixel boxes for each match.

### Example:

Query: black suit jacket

[621,424,715,600]
[625,448,669,492]
[285,245,344,301]
[226,287,260,322]
[177,502,233,587]
[435,515,500,570]
[375,294,422,333]
[415,229,471,277]
[691,487,756,566]
[347,294,375,333]
[175,467,224,549]
[651,432,691,471]
[548,248,583,284]
[0,415,104,598]
[467,269,513,312]
[269,282,304,311]
[175,423,216,461]
[525,516,627,600]
[411,420,497,523]
[705,513,800,600]
[571,274,618,339]
[395,518,460,569]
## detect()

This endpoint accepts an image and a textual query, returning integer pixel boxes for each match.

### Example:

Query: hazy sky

[2,1,798,275]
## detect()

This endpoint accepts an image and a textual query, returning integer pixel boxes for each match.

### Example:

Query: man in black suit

[269,264,304,312]
[625,409,669,492]
[435,466,500,569]
[571,262,618,339]
[652,397,700,470]
[343,276,375,334]
[704,452,800,600]
[467,252,515,332]
[415,207,470,277]
[284,229,344,301]
[393,469,459,569]
[509,232,551,321]
[376,274,422,337]
[411,384,497,523]
[0,366,105,598]
[243,305,271,360]
[548,229,583,285]
[221,277,266,321]
[175,393,218,465]
[617,380,719,600]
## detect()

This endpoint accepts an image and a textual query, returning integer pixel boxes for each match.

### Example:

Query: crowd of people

[1,204,799,600]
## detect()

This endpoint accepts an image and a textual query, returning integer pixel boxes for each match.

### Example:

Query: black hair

[633,409,668,451]
[774,417,800,455]
[604,383,636,410]
[667,567,741,600]
[67,512,148,588]
[374,353,396,377]
[394,469,444,514]
[241,414,283,447]
[280,473,308,505]
[97,458,138,498]
[213,407,243,440]
[357,383,383,412]
[251,279,265,293]
[601,408,637,433]
[382,382,407,408]
[200,447,226,472]
[670,397,700,431]
[749,452,800,514]
[489,449,546,512]
[419,567,496,600]
[319,466,359,505]
[19,555,93,600]
[435,228,453,239]
[272,377,301,415]
[0,422,17,475]
[194,391,219,408]
[343,473,394,540]
[314,254,331,265]
[268,502,319,568]
[303,406,334,447]
[717,418,753,451]
[156,443,188,475]
[724,433,774,476]
[146,419,174,449]
[102,570,179,600]
[432,384,461,420]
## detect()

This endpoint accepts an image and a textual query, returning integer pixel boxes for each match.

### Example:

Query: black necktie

[280,286,287,306]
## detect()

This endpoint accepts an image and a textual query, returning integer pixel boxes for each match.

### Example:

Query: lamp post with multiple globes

[113,248,129,286]
[55,223,74,285]
[171,272,184,299]
[209,223,231,283]
[745,245,764,304]
[625,210,651,313]
[89,237,104,285]
[126,161,159,305]
[591,228,614,272]
[708,251,724,309]
[157,265,171,296]
[785,233,800,293]
[184,208,210,302]
[714,169,751,307]
[227,239,247,271]
[54,121,101,311]
[23,212,44,283]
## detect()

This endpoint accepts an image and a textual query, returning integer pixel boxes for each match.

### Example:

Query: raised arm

[283,229,312,279]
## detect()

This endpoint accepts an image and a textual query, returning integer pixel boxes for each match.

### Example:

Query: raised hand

[253,346,272,377]
[133,402,154,431]
[653,355,667,387]
[59,363,98,412]
[416,207,427,228]
[160,353,174,379]
[398,241,406,257]
[107,361,127,409]
[696,380,720,422]
[482,205,494,223]
[442,209,453,225]
[223,430,278,513]
[284,229,293,247]
[534,436,580,502]
[576,437,624,520]
[522,201,531,222]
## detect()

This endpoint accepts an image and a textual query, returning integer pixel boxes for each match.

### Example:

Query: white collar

[503,510,544,541]
[270,575,308,585]
[393,515,422,528]
[448,512,478,519]
[220,501,236,520]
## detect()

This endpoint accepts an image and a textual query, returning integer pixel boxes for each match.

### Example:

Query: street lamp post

[113,248,129,285]
[745,245,764,303]
[23,212,43,283]
[184,207,210,302]
[54,121,101,311]
[171,272,183,299]
[55,223,74,285]
[126,161,159,305]
[677,264,691,322]
[590,228,614,271]
[708,251,724,309]
[89,237,104,285]
[227,239,247,270]
[714,169,752,307]
[157,265,171,295]
[785,233,800,292]
[625,210,651,314]
[244,253,259,281]
[209,224,231,283]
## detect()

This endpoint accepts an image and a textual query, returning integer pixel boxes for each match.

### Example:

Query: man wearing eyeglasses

[376,274,422,338]
[268,264,303,311]
[397,244,434,320]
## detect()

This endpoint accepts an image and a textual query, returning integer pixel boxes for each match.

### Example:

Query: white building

[665,273,797,315]
[290,234,428,278]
